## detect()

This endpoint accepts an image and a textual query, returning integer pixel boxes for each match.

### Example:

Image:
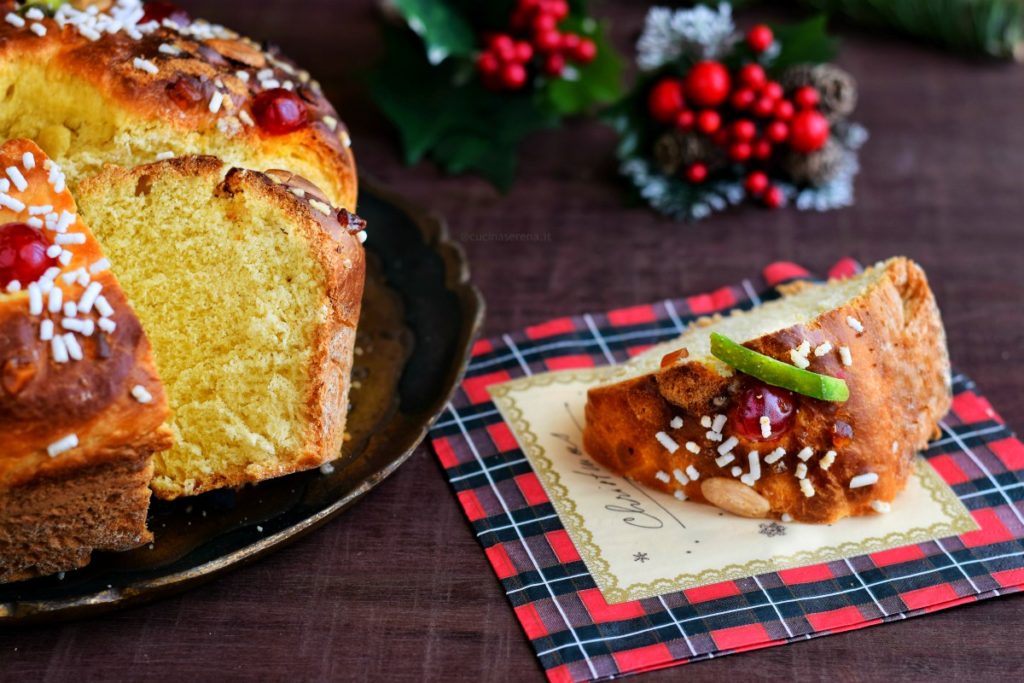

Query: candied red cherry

[251,88,308,135]
[166,76,205,111]
[0,223,56,289]
[336,209,367,235]
[141,1,191,27]
[731,381,796,441]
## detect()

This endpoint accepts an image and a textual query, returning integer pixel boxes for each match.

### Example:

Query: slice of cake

[76,156,366,499]
[0,139,172,582]
[584,258,951,523]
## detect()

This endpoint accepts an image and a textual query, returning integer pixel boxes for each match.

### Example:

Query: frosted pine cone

[782,138,844,185]
[781,64,858,122]
[811,64,857,121]
[654,132,721,174]
[779,64,815,91]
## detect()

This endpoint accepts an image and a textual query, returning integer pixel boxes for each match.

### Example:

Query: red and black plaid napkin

[428,260,1024,682]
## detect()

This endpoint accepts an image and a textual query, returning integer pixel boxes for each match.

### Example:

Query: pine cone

[781,139,844,186]
[654,131,685,175]
[779,64,817,92]
[653,132,721,174]
[780,64,858,122]
[811,65,857,122]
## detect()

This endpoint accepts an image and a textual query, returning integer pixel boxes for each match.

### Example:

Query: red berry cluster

[477,0,597,91]
[647,25,832,209]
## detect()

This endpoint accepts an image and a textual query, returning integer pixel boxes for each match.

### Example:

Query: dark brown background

[4,1,1023,680]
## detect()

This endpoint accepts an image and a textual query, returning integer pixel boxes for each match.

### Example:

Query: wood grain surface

[3,1,1023,680]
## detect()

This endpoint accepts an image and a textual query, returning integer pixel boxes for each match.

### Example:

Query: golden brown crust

[77,156,365,499]
[584,258,952,523]
[0,1,356,210]
[217,164,364,484]
[0,139,171,582]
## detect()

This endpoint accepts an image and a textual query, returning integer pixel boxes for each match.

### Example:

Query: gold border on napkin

[490,368,978,604]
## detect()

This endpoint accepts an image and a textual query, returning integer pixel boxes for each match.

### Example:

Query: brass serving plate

[0,176,485,623]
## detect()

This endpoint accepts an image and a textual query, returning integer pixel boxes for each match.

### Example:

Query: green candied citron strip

[709,332,849,402]
[20,0,67,14]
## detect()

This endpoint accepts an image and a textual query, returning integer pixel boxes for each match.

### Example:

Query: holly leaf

[604,71,663,161]
[447,0,519,30]
[768,15,839,72]
[431,133,521,191]
[428,90,557,191]
[542,18,625,116]
[367,25,463,163]
[368,25,557,190]
[391,0,476,64]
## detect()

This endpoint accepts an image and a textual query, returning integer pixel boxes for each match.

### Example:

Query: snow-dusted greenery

[776,123,868,212]
[636,4,738,70]
[621,158,745,221]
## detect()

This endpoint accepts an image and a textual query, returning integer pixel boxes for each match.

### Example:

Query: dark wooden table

[4,2,1023,680]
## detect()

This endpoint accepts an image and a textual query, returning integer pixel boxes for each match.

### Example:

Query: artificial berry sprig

[643,22,837,208]
[371,0,622,190]
[616,5,865,221]
[476,0,598,91]
[477,35,532,90]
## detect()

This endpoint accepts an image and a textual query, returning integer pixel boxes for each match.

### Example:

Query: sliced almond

[205,38,267,69]
[700,477,771,518]
[263,169,331,205]
[71,0,113,10]
[660,347,689,368]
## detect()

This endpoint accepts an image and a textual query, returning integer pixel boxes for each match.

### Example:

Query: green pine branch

[800,0,1024,60]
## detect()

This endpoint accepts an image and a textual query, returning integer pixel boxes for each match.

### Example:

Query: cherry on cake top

[0,222,55,289]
